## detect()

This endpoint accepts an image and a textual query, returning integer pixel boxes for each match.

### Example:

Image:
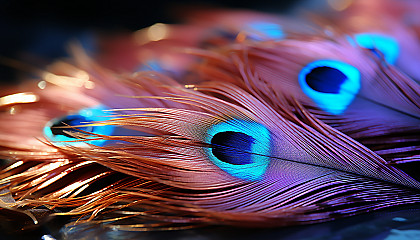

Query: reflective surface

[58,204,420,240]
[2,204,419,240]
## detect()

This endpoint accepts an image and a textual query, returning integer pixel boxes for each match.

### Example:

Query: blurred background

[0,0,319,85]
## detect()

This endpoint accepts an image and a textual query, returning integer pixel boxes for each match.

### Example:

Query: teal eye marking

[353,33,400,64]
[299,59,361,115]
[247,22,285,40]
[205,119,271,181]
[44,105,114,147]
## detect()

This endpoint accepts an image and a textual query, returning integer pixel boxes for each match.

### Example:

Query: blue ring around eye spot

[44,105,115,147]
[205,119,271,181]
[298,59,361,115]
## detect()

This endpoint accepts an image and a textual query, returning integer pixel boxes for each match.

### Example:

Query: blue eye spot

[201,22,284,48]
[247,22,285,40]
[44,105,115,147]
[305,66,347,93]
[353,33,400,64]
[49,115,94,138]
[206,119,271,181]
[211,131,255,165]
[299,60,361,115]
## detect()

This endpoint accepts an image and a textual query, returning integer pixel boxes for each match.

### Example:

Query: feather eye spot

[352,33,400,64]
[49,115,94,138]
[206,119,271,181]
[211,131,255,165]
[304,66,347,93]
[246,22,285,40]
[299,59,361,115]
[44,105,115,147]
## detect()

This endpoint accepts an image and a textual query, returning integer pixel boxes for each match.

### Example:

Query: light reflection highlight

[0,92,39,107]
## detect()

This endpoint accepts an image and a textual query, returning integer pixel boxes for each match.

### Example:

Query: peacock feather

[0,0,420,235]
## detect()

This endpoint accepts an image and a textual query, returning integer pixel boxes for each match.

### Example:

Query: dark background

[0,0,305,85]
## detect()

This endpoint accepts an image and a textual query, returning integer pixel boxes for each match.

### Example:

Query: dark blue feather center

[211,131,255,165]
[305,66,347,94]
[50,115,94,138]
